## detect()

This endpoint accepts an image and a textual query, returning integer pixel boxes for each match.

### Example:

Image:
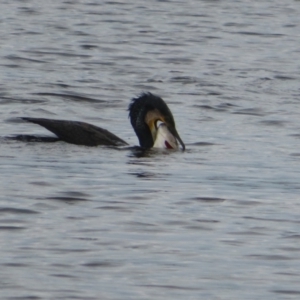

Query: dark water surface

[1,1,300,299]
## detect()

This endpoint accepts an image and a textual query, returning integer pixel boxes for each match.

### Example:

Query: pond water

[1,1,300,299]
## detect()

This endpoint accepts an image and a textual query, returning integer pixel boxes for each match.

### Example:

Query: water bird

[19,93,185,150]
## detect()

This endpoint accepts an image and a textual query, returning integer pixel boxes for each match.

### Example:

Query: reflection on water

[1,0,300,299]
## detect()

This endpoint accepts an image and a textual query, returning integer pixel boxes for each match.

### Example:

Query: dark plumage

[17,93,185,150]
[21,118,127,147]
[129,93,176,149]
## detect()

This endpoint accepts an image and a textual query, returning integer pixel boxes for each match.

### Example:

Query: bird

[19,93,185,150]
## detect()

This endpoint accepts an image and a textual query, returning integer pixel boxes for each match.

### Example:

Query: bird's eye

[155,120,163,129]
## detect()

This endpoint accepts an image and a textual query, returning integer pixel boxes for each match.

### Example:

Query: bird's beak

[145,109,185,150]
[152,122,185,151]
[167,125,185,151]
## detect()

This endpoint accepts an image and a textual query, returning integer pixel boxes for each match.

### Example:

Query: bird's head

[128,93,185,150]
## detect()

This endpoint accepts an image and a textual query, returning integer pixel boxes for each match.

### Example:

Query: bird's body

[21,118,127,147]
[18,93,185,150]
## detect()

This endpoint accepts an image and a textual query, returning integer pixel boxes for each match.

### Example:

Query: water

[1,1,300,299]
